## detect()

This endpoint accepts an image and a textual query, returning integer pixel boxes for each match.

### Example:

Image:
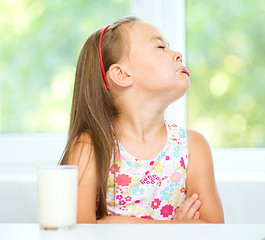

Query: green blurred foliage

[186,0,265,147]
[0,0,130,133]
[1,0,264,148]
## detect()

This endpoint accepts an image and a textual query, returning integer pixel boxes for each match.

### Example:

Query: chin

[166,90,187,104]
[181,78,191,94]
[177,77,190,93]
[185,81,191,92]
[172,84,190,101]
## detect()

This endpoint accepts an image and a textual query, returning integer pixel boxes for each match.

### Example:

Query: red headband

[99,25,111,89]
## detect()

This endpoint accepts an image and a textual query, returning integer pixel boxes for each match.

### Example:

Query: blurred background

[1,0,264,147]
[0,0,131,133]
[186,0,265,147]
[0,0,265,224]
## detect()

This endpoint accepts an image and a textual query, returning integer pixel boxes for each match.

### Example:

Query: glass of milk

[38,165,78,230]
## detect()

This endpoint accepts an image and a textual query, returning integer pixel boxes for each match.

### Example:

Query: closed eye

[158,46,166,50]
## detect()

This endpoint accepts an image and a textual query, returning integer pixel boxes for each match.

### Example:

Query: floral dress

[106,121,189,220]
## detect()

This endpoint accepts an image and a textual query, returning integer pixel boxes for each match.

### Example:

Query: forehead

[128,22,166,46]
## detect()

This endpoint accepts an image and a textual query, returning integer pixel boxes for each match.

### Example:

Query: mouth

[177,67,190,77]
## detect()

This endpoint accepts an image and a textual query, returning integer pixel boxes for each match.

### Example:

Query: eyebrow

[150,36,170,47]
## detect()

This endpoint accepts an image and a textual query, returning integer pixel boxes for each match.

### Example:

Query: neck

[111,86,171,142]
[112,104,168,160]
[113,106,165,142]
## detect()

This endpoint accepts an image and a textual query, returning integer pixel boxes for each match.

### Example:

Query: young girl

[60,16,224,224]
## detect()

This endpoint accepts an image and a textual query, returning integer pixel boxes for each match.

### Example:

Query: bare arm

[186,129,224,223]
[67,134,98,224]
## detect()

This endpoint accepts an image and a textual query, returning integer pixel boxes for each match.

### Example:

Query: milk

[38,165,78,229]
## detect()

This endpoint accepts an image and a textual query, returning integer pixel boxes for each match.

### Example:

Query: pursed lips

[176,67,190,77]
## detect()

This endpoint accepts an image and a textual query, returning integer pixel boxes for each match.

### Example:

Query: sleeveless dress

[106,121,189,220]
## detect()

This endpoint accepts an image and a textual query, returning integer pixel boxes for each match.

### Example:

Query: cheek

[129,56,176,86]
[140,63,174,81]
[130,60,154,80]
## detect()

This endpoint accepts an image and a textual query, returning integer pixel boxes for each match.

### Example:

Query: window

[0,0,131,163]
[1,0,264,167]
[131,0,265,176]
[0,0,130,133]
[186,0,265,148]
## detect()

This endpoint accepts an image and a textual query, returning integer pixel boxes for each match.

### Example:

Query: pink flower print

[141,174,159,185]
[160,205,174,218]
[180,187,186,193]
[117,174,132,186]
[165,156,170,160]
[141,215,154,220]
[119,200,126,205]
[151,198,161,210]
[116,195,123,200]
[140,177,148,185]
[125,196,132,202]
[110,164,120,174]
[150,161,155,165]
[157,179,162,186]
[169,172,182,183]
[135,200,140,204]
[180,157,186,169]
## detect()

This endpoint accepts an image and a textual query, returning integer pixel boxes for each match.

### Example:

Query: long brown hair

[60,16,139,219]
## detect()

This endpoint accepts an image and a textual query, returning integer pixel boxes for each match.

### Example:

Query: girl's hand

[173,193,201,221]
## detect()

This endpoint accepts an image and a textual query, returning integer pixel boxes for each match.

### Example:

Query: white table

[0,224,264,240]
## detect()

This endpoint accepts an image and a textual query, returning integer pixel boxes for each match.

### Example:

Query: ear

[108,64,133,88]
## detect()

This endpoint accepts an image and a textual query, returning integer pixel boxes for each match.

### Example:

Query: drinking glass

[38,165,78,230]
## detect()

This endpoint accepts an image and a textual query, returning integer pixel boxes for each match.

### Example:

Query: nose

[172,51,183,63]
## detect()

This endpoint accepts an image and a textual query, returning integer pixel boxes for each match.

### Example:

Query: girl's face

[124,22,190,103]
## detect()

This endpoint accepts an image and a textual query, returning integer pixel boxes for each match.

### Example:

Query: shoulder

[70,132,94,157]
[186,129,211,152]
[67,132,96,174]
[186,129,213,176]
[185,130,214,194]
[185,129,213,178]
[187,128,206,141]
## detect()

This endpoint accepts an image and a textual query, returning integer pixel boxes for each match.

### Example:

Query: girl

[60,16,224,224]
